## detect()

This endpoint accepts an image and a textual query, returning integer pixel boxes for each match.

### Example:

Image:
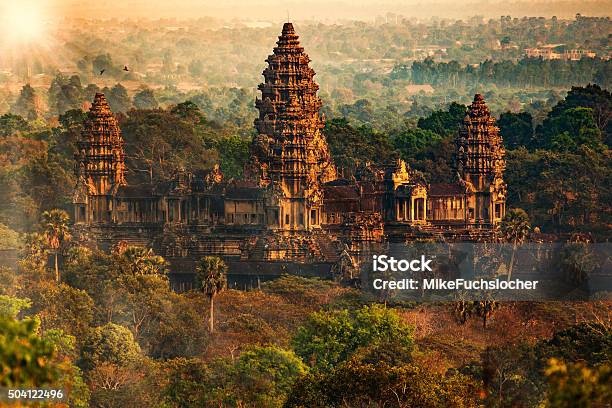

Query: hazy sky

[17,0,612,21]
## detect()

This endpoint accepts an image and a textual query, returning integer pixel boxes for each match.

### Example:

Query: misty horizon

[33,0,612,21]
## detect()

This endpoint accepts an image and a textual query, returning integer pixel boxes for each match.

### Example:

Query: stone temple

[72,23,507,289]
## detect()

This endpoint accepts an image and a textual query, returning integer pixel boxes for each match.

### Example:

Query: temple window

[495,203,502,219]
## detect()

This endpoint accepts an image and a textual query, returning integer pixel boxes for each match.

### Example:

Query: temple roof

[323,184,360,200]
[429,183,466,196]
[116,184,156,198]
[89,93,112,115]
[82,92,123,143]
[226,186,265,200]
[274,22,303,53]
[467,93,491,119]
[282,22,295,35]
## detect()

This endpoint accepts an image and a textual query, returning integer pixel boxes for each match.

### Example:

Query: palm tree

[120,246,167,276]
[195,256,227,333]
[453,298,473,325]
[473,298,499,329]
[500,208,531,282]
[40,209,71,282]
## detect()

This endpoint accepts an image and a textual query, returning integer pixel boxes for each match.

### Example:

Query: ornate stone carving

[252,23,337,230]
[74,93,126,197]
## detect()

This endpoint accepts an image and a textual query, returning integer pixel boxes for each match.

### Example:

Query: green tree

[42,329,90,407]
[498,111,534,149]
[232,345,308,407]
[53,108,87,161]
[0,113,30,137]
[548,84,611,144]
[393,127,443,161]
[121,107,214,183]
[171,100,205,124]
[538,107,605,152]
[325,118,397,173]
[39,209,71,283]
[133,88,159,110]
[540,323,612,366]
[216,134,249,178]
[163,358,215,407]
[195,256,227,333]
[79,322,142,372]
[29,283,94,343]
[481,322,612,407]
[417,102,467,136]
[0,223,22,250]
[84,83,101,101]
[19,232,51,278]
[145,291,210,359]
[286,360,479,408]
[107,83,132,113]
[261,275,337,306]
[0,297,59,387]
[0,316,59,387]
[11,84,40,120]
[500,208,531,281]
[545,358,612,408]
[0,295,31,318]
[410,135,455,183]
[292,304,414,371]
[116,246,168,277]
[55,75,84,115]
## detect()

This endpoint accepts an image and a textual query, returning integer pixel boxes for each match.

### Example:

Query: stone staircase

[389,223,496,243]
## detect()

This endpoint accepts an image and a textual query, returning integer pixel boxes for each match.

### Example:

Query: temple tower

[251,22,336,231]
[455,94,506,227]
[73,93,126,224]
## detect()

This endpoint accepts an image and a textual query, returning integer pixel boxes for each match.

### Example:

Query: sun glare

[1,1,47,46]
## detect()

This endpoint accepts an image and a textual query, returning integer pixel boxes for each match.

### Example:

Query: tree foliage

[232,345,308,407]
[286,360,480,408]
[293,304,414,371]
[79,322,142,371]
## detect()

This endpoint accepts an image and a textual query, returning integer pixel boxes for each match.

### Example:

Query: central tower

[252,23,336,231]
[455,94,507,227]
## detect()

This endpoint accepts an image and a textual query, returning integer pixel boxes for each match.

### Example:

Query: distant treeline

[401,57,611,89]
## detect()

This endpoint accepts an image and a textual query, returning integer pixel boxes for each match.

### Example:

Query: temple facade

[72,23,506,288]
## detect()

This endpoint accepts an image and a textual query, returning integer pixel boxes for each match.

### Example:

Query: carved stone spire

[251,23,336,230]
[456,94,505,184]
[75,93,126,197]
[455,94,506,225]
